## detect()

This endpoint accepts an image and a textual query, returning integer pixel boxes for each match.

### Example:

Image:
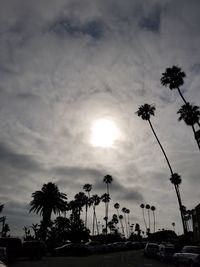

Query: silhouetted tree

[145,204,151,232]
[114,203,125,236]
[30,182,67,241]
[91,194,100,235]
[136,104,187,235]
[74,192,88,219]
[83,184,92,227]
[119,214,125,238]
[161,65,187,104]
[172,222,175,232]
[101,193,110,234]
[140,203,147,231]
[177,103,200,150]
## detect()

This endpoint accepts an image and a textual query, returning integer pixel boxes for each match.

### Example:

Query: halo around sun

[91,119,121,148]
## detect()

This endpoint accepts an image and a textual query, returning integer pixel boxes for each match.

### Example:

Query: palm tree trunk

[142,208,147,231]
[85,204,88,228]
[148,119,173,175]
[94,210,99,235]
[147,209,151,232]
[148,119,187,235]
[92,207,95,236]
[124,213,128,238]
[192,125,200,150]
[177,87,188,104]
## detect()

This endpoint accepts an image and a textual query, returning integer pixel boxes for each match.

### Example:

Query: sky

[0,0,200,237]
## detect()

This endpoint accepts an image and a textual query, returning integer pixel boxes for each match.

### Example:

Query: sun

[91,119,121,148]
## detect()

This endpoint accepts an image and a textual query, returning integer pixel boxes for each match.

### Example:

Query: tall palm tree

[151,206,156,233]
[126,209,130,237]
[101,193,110,234]
[91,194,100,235]
[136,104,187,235]
[74,192,88,219]
[122,207,128,238]
[103,175,113,228]
[161,65,187,104]
[140,203,147,231]
[30,182,67,241]
[83,184,92,227]
[145,204,151,232]
[177,103,200,150]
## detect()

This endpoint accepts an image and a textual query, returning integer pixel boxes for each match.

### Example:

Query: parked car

[22,241,46,260]
[157,243,176,262]
[173,246,200,267]
[53,243,87,256]
[144,243,159,258]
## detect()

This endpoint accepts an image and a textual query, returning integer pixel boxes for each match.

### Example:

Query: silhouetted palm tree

[101,193,110,234]
[177,103,200,150]
[114,202,124,236]
[126,209,130,237]
[30,182,67,240]
[83,184,92,227]
[122,207,128,238]
[161,66,187,104]
[136,104,187,234]
[145,204,151,232]
[74,192,88,218]
[91,194,100,235]
[151,206,156,233]
[140,203,147,231]
[103,174,113,194]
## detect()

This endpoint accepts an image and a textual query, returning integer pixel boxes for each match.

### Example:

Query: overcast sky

[0,0,200,237]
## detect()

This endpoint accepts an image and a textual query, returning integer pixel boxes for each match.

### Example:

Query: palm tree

[145,204,151,232]
[161,66,187,104]
[122,207,128,238]
[74,192,88,218]
[136,104,187,235]
[83,184,92,227]
[103,174,113,195]
[140,203,147,231]
[126,209,130,237]
[114,202,125,236]
[30,182,67,241]
[177,103,200,150]
[172,222,175,232]
[101,193,110,234]
[91,194,100,235]
[151,206,156,233]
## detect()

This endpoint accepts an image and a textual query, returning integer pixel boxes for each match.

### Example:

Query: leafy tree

[30,182,67,241]
[136,104,187,234]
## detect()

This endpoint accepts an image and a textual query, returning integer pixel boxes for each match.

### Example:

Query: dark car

[157,244,176,262]
[173,246,200,267]
[53,243,87,256]
[144,243,159,258]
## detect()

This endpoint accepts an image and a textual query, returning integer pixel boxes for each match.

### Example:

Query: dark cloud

[139,4,162,32]
[0,142,42,171]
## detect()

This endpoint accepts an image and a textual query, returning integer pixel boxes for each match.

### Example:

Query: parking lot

[9,249,172,267]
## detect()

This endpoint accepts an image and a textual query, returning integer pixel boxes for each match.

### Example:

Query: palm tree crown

[170,173,182,186]
[114,203,120,209]
[161,66,186,90]
[83,184,92,195]
[177,103,200,126]
[136,104,155,120]
[30,182,67,216]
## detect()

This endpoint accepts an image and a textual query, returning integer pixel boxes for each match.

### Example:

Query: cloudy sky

[0,0,200,237]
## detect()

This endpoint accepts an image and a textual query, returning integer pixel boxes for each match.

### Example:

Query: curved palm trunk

[148,119,187,235]
[94,210,99,235]
[177,87,188,105]
[147,209,151,232]
[92,206,95,236]
[192,125,200,150]
[120,218,125,237]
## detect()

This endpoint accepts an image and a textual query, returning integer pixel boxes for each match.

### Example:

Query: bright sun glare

[91,119,120,148]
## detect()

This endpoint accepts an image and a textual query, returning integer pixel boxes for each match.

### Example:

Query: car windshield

[183,247,200,254]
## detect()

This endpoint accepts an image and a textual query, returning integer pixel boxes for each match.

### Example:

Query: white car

[173,246,200,267]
